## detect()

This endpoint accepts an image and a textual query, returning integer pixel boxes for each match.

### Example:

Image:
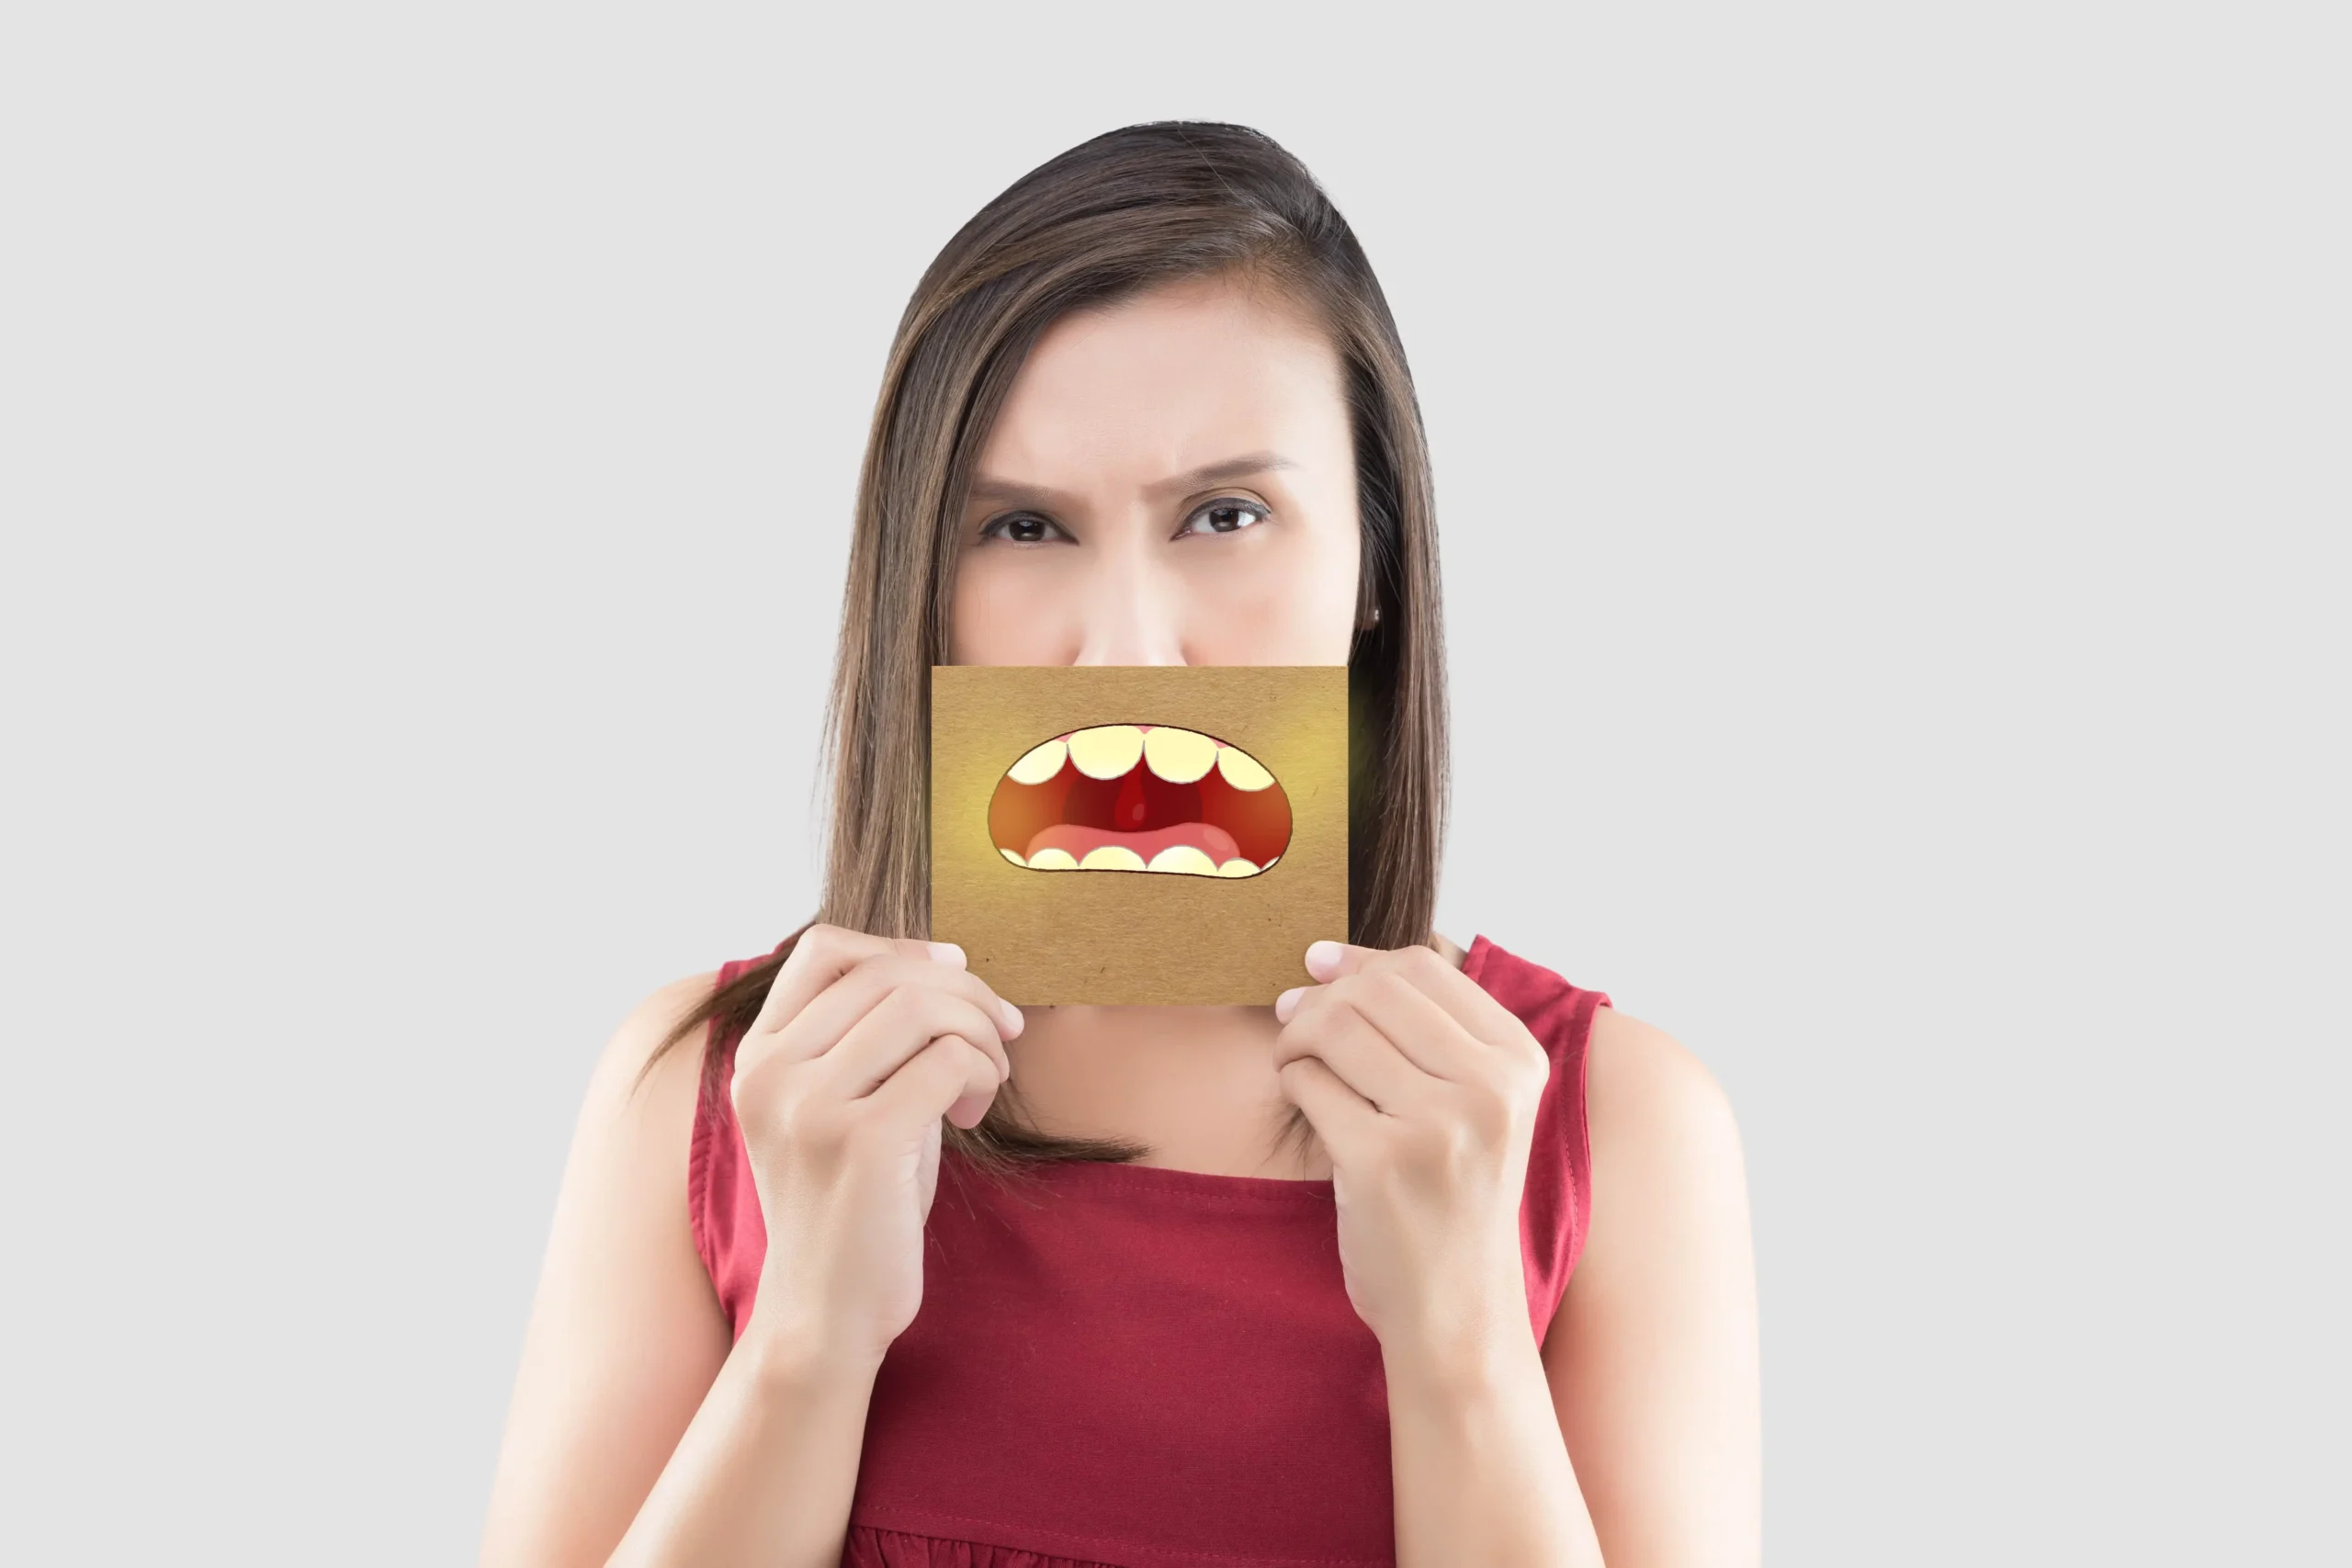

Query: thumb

[1302,938,1370,983]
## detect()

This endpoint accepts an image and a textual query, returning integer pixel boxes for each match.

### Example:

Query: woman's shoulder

[1573,995,1746,1275]
[1583,1004,1738,1168]
[600,968,726,1095]
[566,967,728,1178]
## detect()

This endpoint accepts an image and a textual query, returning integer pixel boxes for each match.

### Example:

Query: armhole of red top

[1461,931,1496,988]
[1565,988,1608,1289]
[1465,932,1611,1330]
[684,961,742,1305]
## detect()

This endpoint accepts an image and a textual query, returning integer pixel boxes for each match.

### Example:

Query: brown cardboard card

[930,665,1349,1005]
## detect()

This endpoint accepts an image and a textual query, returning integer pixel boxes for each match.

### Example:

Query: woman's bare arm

[475,974,883,1568]
[1542,1007,1763,1567]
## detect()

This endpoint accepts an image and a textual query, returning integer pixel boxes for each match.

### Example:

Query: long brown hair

[640,121,1449,1181]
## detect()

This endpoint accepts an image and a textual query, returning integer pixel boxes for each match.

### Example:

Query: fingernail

[1274,986,1304,1023]
[999,998,1023,1037]
[1305,940,1344,979]
[928,942,967,967]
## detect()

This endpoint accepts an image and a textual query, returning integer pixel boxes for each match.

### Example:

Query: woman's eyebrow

[966,452,1299,509]
[1144,451,1298,499]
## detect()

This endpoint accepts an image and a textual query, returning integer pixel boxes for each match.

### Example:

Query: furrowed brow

[965,452,1298,511]
[965,475,1076,509]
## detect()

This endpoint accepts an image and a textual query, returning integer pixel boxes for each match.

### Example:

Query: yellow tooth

[1000,848,1025,866]
[1216,857,1261,877]
[1142,726,1216,784]
[1079,844,1146,871]
[1261,855,1279,870]
[1027,847,1079,870]
[1007,739,1067,785]
[1146,844,1218,875]
[1069,725,1145,779]
[1216,746,1274,791]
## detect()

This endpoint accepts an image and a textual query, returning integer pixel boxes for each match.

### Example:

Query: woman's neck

[1001,1002,1316,1178]
[994,935,1464,1179]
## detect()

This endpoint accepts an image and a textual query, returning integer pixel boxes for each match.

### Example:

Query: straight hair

[639,120,1450,1183]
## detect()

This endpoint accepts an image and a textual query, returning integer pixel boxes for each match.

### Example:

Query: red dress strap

[684,942,791,1343]
[1460,932,1612,1340]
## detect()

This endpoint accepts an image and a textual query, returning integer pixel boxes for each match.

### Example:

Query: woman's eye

[1180,498,1271,537]
[979,514,1069,546]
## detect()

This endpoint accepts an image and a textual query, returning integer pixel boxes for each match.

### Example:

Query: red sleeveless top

[688,933,1610,1568]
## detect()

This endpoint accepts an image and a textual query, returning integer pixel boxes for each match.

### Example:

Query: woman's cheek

[951,561,1068,665]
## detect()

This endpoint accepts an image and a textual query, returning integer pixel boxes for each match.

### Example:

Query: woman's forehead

[977,278,1350,497]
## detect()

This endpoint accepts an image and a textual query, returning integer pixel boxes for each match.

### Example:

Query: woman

[480,122,1760,1568]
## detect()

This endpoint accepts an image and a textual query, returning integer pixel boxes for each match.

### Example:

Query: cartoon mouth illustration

[988,724,1292,877]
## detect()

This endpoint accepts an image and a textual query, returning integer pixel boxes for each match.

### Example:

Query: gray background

[2,3,2343,1562]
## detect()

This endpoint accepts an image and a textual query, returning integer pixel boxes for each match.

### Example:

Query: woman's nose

[1070,552,1186,667]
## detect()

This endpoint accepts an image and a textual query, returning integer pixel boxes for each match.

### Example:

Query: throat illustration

[986,723,1292,877]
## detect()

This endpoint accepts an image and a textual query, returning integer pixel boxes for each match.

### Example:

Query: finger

[808,985,1008,1102]
[1307,967,1486,1084]
[752,924,966,1040]
[1301,938,1363,983]
[776,954,1020,1079]
[943,1082,999,1132]
[868,1030,1004,1131]
[1276,1054,1383,1159]
[1272,988,1429,1113]
[1303,939,1520,1048]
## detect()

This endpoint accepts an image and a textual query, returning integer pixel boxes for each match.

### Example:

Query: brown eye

[981,513,1069,545]
[1181,498,1271,537]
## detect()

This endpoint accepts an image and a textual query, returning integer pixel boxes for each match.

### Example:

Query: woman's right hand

[729,923,1022,1370]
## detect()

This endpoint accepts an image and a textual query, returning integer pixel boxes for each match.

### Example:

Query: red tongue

[1023,820,1242,867]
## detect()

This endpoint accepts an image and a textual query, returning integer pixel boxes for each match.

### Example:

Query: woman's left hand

[1273,939,1552,1366]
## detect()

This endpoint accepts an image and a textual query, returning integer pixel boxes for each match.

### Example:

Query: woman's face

[948,273,1363,667]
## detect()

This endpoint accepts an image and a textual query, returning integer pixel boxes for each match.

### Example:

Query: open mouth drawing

[988,723,1292,877]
